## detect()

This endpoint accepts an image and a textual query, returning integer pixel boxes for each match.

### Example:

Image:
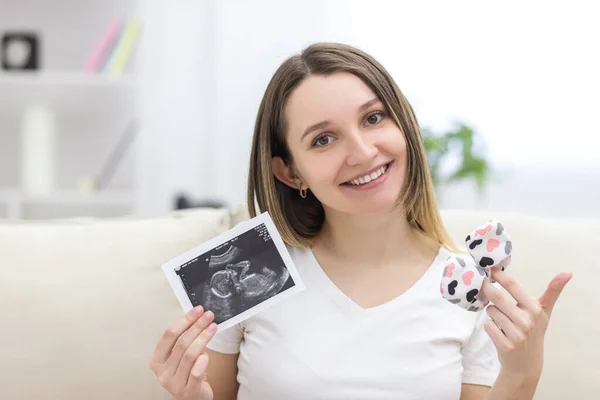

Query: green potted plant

[422,123,492,198]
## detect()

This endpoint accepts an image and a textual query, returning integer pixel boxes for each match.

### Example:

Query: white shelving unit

[0,71,138,114]
[0,0,140,221]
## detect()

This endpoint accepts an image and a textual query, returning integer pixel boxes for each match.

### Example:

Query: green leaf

[422,122,492,194]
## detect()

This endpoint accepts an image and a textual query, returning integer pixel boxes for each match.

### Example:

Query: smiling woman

[206,42,500,400]
[149,42,567,400]
[244,44,452,250]
[273,71,409,217]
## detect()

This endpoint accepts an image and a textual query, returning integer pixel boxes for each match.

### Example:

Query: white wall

[136,0,217,213]
[350,0,600,169]
[209,1,356,207]
[137,0,600,219]
[136,0,356,213]
[346,1,600,218]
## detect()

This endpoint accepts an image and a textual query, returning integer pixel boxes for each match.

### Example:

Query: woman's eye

[312,134,333,147]
[366,111,384,125]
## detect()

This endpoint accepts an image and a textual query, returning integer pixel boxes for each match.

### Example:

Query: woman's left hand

[481,267,573,379]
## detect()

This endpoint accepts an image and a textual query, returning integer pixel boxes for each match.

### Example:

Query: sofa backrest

[0,206,597,399]
[0,208,233,400]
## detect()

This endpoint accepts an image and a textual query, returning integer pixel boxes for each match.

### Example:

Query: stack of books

[83,16,142,77]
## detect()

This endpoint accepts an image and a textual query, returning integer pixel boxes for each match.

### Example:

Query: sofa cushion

[0,205,597,399]
[0,208,231,399]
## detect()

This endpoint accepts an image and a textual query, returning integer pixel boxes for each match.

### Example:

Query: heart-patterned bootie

[440,219,513,312]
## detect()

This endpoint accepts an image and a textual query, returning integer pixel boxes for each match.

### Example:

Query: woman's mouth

[341,161,393,189]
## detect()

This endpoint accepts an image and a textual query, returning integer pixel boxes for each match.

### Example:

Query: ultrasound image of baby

[163,213,304,332]
[194,244,291,323]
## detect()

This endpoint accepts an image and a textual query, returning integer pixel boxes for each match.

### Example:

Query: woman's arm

[484,369,539,400]
[460,369,539,400]
[460,383,491,400]
[205,348,240,400]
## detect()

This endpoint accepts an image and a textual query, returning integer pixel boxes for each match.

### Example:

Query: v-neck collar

[304,246,446,316]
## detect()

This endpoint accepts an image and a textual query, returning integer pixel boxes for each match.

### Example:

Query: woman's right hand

[150,305,218,400]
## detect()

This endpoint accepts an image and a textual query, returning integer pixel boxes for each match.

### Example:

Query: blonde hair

[247,42,459,252]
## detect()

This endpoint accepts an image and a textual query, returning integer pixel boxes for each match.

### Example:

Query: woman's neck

[312,207,428,269]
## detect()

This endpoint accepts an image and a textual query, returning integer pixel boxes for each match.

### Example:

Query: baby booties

[440,219,513,312]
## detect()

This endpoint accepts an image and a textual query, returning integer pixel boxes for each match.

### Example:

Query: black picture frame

[1,31,40,71]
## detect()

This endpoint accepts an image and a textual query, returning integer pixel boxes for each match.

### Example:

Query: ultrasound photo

[162,212,305,332]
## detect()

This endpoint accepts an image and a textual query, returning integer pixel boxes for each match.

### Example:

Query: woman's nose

[345,132,378,166]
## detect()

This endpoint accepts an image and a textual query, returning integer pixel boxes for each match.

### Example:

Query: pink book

[83,20,122,73]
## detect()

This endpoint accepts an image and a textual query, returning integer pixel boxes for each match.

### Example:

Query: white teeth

[349,164,389,186]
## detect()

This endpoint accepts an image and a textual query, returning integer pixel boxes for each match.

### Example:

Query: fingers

[539,272,573,317]
[151,305,204,367]
[486,305,524,343]
[190,353,210,383]
[150,306,218,400]
[484,318,511,351]
[172,317,218,387]
[489,267,538,312]
[158,352,213,399]
[163,310,216,379]
[481,279,530,331]
[187,353,214,399]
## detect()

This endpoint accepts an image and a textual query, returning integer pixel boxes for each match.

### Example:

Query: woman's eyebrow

[358,97,380,112]
[301,120,330,143]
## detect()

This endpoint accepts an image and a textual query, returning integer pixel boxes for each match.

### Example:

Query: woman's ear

[272,156,303,189]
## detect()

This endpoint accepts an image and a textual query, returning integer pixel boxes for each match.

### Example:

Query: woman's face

[274,71,407,215]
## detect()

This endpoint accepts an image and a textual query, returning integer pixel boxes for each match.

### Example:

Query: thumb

[539,272,573,317]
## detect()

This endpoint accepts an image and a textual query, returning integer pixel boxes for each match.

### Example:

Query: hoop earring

[299,187,307,198]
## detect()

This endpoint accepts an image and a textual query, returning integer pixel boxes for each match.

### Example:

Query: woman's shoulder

[283,243,315,270]
[284,242,310,257]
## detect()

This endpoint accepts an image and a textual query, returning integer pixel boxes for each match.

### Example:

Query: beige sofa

[1,205,598,399]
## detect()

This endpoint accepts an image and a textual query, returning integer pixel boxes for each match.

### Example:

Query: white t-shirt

[206,245,501,399]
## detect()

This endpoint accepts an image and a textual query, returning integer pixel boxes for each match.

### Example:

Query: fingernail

[201,311,213,321]
[207,323,217,332]
[191,305,203,316]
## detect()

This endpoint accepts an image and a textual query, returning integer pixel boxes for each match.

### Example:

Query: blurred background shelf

[0,189,134,220]
[0,0,140,220]
[0,70,138,87]
[0,71,138,114]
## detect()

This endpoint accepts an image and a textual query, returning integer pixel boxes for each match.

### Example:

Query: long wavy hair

[247,42,458,252]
